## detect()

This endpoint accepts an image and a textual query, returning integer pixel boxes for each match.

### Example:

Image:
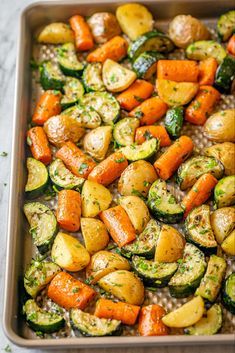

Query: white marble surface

[0,0,234,352]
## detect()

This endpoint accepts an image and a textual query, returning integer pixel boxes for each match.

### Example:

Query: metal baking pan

[3,0,235,348]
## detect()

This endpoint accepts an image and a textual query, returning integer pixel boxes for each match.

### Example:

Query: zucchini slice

[24,299,65,333]
[24,260,60,298]
[148,179,184,224]
[215,55,235,93]
[83,63,105,92]
[121,219,161,259]
[121,138,159,161]
[186,40,226,64]
[25,157,48,198]
[132,255,178,287]
[24,202,58,254]
[176,156,224,191]
[133,51,164,79]
[57,42,84,77]
[40,61,65,90]
[168,243,207,298]
[113,117,140,146]
[71,309,121,336]
[185,205,217,253]
[102,59,137,92]
[61,104,101,129]
[217,10,235,41]
[214,175,235,208]
[164,106,184,139]
[222,272,235,314]
[49,159,85,190]
[61,77,84,110]
[185,304,222,335]
[196,255,226,302]
[128,30,174,61]
[80,92,120,125]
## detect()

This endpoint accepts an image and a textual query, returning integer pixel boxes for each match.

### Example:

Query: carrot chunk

[27,126,52,165]
[135,126,171,147]
[198,58,218,86]
[157,60,199,82]
[227,35,235,56]
[56,190,81,232]
[69,15,94,51]
[138,304,169,336]
[32,90,62,125]
[117,80,154,111]
[129,96,168,125]
[87,36,128,63]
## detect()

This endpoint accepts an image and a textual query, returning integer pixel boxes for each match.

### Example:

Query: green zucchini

[132,255,178,287]
[132,51,164,79]
[222,272,235,314]
[128,30,174,61]
[49,159,84,191]
[121,138,159,161]
[176,156,224,191]
[25,157,48,198]
[185,304,222,335]
[185,205,217,254]
[113,118,140,146]
[186,40,226,64]
[57,42,84,77]
[61,77,84,109]
[164,106,184,139]
[168,243,207,298]
[24,202,58,254]
[80,92,120,125]
[121,219,161,259]
[61,104,101,129]
[148,179,184,224]
[70,309,121,336]
[217,10,235,41]
[214,175,235,208]
[215,55,235,93]
[83,63,105,92]
[23,299,65,333]
[196,255,226,302]
[40,61,65,90]
[24,260,60,298]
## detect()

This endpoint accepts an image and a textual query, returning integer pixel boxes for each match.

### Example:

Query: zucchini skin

[148,199,184,224]
[164,106,184,139]
[132,51,164,79]
[217,10,235,42]
[40,62,65,91]
[25,158,49,199]
[83,63,105,92]
[215,55,235,93]
[222,273,235,314]
[57,43,84,78]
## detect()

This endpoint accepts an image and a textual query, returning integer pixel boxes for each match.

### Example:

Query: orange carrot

[157,60,199,82]
[56,141,96,178]
[227,35,235,56]
[185,85,221,125]
[138,305,169,336]
[182,173,218,218]
[154,135,194,180]
[129,96,168,125]
[87,36,128,63]
[27,126,52,165]
[69,15,94,51]
[135,126,171,147]
[198,58,218,85]
[32,90,62,125]
[100,205,136,247]
[56,190,81,232]
[47,272,96,310]
[117,80,154,111]
[88,151,128,186]
[95,298,140,325]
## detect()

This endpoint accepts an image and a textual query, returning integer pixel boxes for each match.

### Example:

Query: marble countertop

[0,1,234,352]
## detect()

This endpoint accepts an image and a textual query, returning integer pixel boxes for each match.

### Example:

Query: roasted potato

[87,12,121,44]
[38,22,74,44]
[81,218,109,254]
[83,126,112,161]
[204,109,235,143]
[221,230,235,256]
[169,15,210,49]
[118,160,157,197]
[98,270,145,305]
[157,79,199,106]
[119,196,150,234]
[155,225,185,263]
[81,180,112,217]
[204,142,235,176]
[86,250,130,284]
[44,115,85,147]
[51,232,90,272]
[211,207,235,244]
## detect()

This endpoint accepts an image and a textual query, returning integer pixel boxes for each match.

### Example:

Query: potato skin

[87,12,121,44]
[211,207,235,245]
[118,160,157,197]
[204,142,235,175]
[204,109,235,143]
[169,15,210,49]
[83,126,112,161]
[155,225,185,263]
[38,22,74,43]
[81,218,109,254]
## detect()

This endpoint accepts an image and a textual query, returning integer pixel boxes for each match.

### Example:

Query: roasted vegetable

[155,225,185,263]
[138,304,169,336]
[61,77,84,109]
[49,159,84,191]
[186,41,226,64]
[214,175,235,208]
[121,138,159,161]
[87,12,121,44]
[83,126,112,161]
[215,55,235,93]
[204,142,235,176]
[133,51,164,79]
[57,43,84,77]
[211,207,235,245]
[221,230,235,256]
[217,10,235,41]
[61,104,101,129]
[38,22,74,43]
[56,189,81,232]
[40,61,65,91]
[83,63,105,92]
[164,106,184,139]
[113,118,140,146]
[25,157,48,198]
[157,79,199,106]
[222,273,235,314]
[81,218,109,255]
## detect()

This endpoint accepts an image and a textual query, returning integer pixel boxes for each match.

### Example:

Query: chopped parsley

[78,163,88,174]
[115,158,125,163]
[0,152,8,157]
